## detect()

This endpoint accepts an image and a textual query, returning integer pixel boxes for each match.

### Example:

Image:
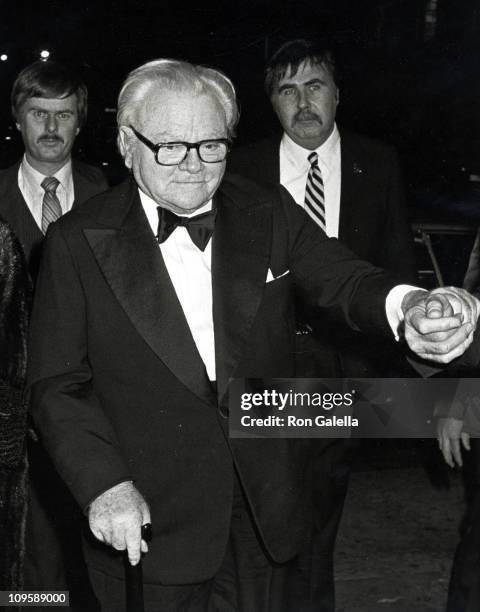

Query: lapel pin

[353,163,363,175]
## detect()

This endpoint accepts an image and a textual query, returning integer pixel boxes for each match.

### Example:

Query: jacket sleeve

[275,186,396,338]
[27,222,131,510]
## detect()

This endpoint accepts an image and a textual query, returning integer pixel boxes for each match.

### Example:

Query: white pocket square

[266,268,290,283]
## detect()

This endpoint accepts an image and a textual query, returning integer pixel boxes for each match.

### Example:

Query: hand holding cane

[125,523,152,612]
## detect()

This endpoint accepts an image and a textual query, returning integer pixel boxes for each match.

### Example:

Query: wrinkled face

[16,95,80,173]
[270,60,338,150]
[120,87,227,214]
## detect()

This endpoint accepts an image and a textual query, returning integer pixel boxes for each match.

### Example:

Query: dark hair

[11,60,88,127]
[264,39,337,97]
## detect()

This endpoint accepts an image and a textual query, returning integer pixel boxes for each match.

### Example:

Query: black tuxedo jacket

[228,131,417,376]
[28,175,395,585]
[0,160,108,279]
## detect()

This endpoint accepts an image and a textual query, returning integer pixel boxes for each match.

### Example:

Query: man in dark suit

[0,60,108,280]
[228,39,418,610]
[229,39,417,376]
[28,58,476,611]
[0,60,107,606]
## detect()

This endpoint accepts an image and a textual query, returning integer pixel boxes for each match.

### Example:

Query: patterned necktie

[304,152,326,230]
[41,176,62,233]
[156,206,217,251]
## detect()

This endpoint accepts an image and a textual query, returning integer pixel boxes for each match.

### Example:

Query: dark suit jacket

[464,227,480,293]
[0,160,108,279]
[228,131,417,376]
[28,175,395,585]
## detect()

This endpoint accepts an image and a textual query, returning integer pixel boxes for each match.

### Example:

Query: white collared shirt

[18,155,75,230]
[139,189,216,381]
[279,124,341,237]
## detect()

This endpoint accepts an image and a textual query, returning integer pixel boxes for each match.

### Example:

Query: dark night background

[1,0,480,279]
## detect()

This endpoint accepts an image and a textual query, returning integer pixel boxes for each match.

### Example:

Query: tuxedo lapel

[84,182,215,406]
[212,178,272,400]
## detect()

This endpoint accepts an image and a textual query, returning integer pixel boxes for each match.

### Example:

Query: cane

[124,523,152,612]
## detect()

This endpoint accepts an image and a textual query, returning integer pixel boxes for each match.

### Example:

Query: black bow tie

[156,207,217,251]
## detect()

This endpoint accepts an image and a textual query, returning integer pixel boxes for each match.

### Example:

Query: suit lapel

[72,162,102,207]
[212,178,272,400]
[338,133,366,251]
[1,163,43,239]
[84,182,215,406]
[2,163,37,222]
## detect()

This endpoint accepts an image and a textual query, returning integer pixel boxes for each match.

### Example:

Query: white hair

[117,58,239,153]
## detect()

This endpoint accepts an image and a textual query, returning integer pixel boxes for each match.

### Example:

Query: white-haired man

[28,59,477,610]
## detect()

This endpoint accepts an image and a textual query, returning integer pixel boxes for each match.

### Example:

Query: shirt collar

[281,123,340,172]
[138,188,213,235]
[20,154,72,192]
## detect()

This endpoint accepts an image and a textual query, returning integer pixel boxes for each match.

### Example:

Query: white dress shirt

[139,190,216,381]
[279,124,341,237]
[18,155,75,230]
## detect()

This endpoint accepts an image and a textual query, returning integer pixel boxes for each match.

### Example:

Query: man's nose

[297,88,309,109]
[179,148,202,173]
[45,114,58,133]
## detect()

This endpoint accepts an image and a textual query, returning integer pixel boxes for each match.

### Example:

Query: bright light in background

[40,50,50,60]
[0,54,7,61]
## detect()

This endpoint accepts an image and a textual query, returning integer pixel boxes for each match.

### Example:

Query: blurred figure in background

[0,218,30,591]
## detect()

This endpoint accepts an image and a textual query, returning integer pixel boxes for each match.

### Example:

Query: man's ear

[118,126,133,168]
[335,87,340,106]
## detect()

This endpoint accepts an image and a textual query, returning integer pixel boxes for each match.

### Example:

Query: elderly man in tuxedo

[28,58,477,611]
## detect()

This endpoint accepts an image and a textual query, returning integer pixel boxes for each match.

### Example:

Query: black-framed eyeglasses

[129,125,231,166]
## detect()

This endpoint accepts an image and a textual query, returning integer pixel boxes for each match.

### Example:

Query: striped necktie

[304,152,326,230]
[41,176,62,233]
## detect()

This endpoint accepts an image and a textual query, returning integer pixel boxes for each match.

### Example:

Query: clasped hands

[402,286,479,363]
